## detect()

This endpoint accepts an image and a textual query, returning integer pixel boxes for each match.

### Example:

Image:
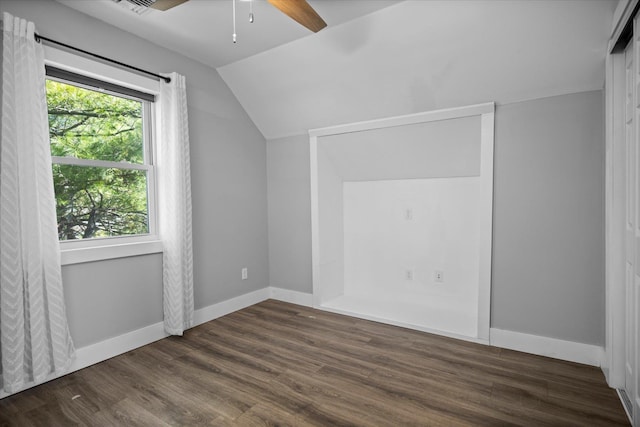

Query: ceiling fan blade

[267,0,327,33]
[150,0,189,11]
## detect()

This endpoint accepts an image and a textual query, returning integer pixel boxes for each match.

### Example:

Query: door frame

[605,0,639,415]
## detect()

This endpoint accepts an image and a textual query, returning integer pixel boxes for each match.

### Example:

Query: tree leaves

[47,80,149,240]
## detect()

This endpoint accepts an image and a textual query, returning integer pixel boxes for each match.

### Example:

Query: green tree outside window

[46,79,150,240]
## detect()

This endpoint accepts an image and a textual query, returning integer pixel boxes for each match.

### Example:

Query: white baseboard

[67,286,299,378]
[73,321,166,370]
[269,287,313,307]
[490,328,605,367]
[4,289,603,400]
[193,288,270,326]
[0,320,168,400]
[0,287,272,399]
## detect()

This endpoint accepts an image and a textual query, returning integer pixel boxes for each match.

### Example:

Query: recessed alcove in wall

[310,103,495,342]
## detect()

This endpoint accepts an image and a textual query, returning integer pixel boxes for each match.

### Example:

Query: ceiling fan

[142,0,327,33]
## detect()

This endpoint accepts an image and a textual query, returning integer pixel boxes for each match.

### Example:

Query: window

[45,67,157,244]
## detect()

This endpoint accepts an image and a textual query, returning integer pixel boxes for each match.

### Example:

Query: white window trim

[51,156,152,171]
[44,45,164,265]
[60,239,163,266]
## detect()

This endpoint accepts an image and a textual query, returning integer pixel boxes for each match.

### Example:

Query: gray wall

[1,0,269,348]
[62,255,163,347]
[267,90,605,346]
[267,135,312,291]
[492,91,604,345]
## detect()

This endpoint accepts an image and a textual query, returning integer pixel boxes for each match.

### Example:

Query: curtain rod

[34,33,171,84]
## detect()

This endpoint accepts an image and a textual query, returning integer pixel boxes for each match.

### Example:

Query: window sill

[60,240,163,266]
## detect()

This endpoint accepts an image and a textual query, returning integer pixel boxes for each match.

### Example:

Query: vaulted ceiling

[58,0,616,140]
[219,0,616,139]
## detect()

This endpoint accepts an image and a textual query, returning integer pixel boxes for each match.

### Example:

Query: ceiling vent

[111,0,156,16]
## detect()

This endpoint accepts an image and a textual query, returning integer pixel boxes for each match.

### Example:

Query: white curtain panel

[158,72,194,335]
[0,12,75,393]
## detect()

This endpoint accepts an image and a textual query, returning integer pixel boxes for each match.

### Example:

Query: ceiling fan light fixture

[113,0,326,43]
[232,0,237,43]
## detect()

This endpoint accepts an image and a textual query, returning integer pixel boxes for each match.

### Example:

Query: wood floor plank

[214,314,379,378]
[367,335,551,398]
[197,327,326,375]
[0,300,629,426]
[0,389,46,416]
[318,363,514,426]
[272,369,458,427]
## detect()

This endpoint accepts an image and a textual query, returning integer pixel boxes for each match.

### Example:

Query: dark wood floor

[0,299,629,426]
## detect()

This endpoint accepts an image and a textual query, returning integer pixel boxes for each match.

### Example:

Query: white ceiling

[56,0,400,68]
[219,0,616,139]
[57,0,616,140]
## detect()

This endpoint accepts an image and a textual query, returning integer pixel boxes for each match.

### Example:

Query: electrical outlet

[435,270,444,282]
[241,267,248,280]
[405,269,414,280]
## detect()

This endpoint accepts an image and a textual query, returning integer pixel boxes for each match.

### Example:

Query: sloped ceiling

[218,0,615,140]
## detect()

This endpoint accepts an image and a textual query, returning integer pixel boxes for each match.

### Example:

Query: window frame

[44,46,163,265]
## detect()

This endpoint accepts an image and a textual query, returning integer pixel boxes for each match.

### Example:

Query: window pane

[54,164,149,240]
[46,80,144,164]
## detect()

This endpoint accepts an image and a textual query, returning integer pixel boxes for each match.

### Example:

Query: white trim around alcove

[309,102,495,342]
